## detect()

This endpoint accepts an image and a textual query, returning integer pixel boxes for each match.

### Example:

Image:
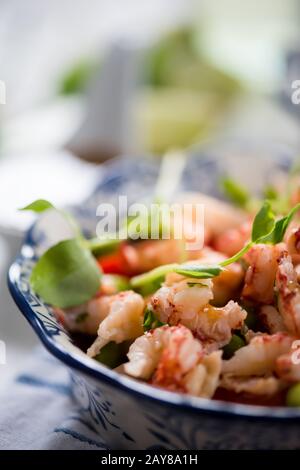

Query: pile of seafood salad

[21,189,300,407]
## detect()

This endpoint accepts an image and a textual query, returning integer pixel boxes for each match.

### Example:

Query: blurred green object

[94,341,130,369]
[103,274,130,293]
[58,27,241,155]
[222,334,245,360]
[59,59,97,95]
[286,383,300,407]
[139,26,241,154]
[145,27,240,97]
[135,87,218,154]
[220,177,251,209]
[244,308,259,330]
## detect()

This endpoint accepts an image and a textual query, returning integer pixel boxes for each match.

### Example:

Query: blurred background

[0,0,300,385]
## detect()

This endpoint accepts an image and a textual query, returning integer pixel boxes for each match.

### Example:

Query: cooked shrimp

[196,248,244,305]
[125,325,222,398]
[189,301,247,350]
[99,275,128,296]
[244,329,261,343]
[125,325,202,380]
[176,192,248,238]
[286,227,300,265]
[222,333,294,376]
[212,264,244,306]
[259,305,287,334]
[151,277,246,349]
[183,351,222,398]
[213,220,252,257]
[122,239,187,274]
[295,264,300,284]
[151,326,204,392]
[275,339,300,382]
[220,375,283,396]
[276,253,300,335]
[124,326,168,379]
[242,243,285,304]
[276,350,300,383]
[165,250,245,300]
[54,296,112,335]
[151,277,214,324]
[87,291,144,357]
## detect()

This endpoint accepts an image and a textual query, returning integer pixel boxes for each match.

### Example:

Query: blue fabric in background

[0,348,107,450]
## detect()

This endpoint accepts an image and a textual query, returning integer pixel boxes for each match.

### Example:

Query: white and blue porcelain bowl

[8,150,300,450]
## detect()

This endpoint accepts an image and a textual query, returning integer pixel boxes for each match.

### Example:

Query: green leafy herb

[86,237,121,256]
[134,278,165,297]
[259,203,300,244]
[130,262,223,291]
[131,264,177,290]
[94,341,130,369]
[238,304,258,332]
[21,199,101,307]
[20,198,83,239]
[222,334,245,360]
[222,201,300,267]
[143,308,165,332]
[20,199,54,213]
[220,242,252,267]
[187,281,207,287]
[175,264,223,278]
[30,239,101,308]
[220,177,250,209]
[251,200,275,242]
[244,308,258,331]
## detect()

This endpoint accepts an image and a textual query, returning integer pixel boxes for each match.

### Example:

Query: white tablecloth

[0,347,107,450]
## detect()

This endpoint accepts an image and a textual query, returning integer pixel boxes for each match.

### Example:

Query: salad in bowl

[8,152,300,449]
